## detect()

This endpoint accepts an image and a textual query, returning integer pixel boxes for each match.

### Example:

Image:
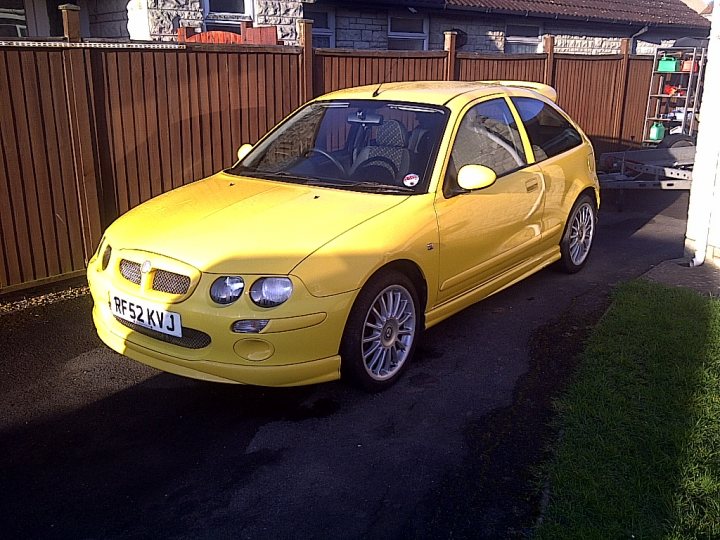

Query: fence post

[59,4,81,42]
[298,19,313,102]
[543,35,555,86]
[444,31,457,81]
[612,38,632,145]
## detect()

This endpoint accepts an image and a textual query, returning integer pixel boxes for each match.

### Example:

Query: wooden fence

[0,24,652,294]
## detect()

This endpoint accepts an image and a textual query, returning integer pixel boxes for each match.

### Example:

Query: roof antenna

[372,81,383,97]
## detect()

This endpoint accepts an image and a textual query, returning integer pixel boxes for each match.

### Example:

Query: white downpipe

[687,6,720,267]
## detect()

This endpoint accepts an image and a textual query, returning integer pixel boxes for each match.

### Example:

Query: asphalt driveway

[0,190,689,539]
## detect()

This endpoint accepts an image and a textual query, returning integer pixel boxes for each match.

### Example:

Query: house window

[0,4,27,37]
[203,0,253,32]
[388,14,428,51]
[304,7,335,48]
[505,24,541,54]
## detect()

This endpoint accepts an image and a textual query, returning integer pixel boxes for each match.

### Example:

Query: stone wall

[255,0,303,43]
[145,0,203,41]
[335,8,387,49]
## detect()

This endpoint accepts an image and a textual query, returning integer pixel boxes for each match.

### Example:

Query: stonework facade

[334,8,387,49]
[255,0,303,42]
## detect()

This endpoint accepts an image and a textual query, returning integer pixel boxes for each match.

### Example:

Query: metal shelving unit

[642,46,707,144]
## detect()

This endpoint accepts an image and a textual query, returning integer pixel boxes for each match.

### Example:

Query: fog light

[232,319,269,333]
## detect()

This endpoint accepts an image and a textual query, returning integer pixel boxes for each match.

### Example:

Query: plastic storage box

[657,56,680,72]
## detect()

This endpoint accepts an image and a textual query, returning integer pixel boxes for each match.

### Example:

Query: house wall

[428,14,504,52]
[255,0,302,42]
[320,7,691,55]
[85,0,129,38]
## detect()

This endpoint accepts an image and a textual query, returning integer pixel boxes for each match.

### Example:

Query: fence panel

[314,49,446,95]
[622,56,654,146]
[0,39,657,295]
[553,54,625,153]
[457,53,546,83]
[0,47,88,290]
[93,45,302,217]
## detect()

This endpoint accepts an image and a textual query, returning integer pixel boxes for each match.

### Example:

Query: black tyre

[558,193,597,274]
[340,270,421,392]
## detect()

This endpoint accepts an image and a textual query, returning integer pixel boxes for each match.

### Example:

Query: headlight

[250,277,293,307]
[210,276,245,305]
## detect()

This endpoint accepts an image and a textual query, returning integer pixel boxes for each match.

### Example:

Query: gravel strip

[0,285,90,318]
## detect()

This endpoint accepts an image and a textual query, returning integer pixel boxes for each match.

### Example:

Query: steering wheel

[306,148,346,175]
[351,156,400,181]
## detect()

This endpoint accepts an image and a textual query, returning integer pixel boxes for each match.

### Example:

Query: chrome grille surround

[152,269,191,295]
[119,259,141,284]
[114,316,211,349]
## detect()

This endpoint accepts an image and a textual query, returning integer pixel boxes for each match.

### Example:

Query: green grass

[537,280,720,540]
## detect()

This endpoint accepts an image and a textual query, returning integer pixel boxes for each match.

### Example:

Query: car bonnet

[105,172,410,275]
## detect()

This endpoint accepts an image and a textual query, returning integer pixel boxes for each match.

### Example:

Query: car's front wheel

[341,270,420,392]
[558,193,597,273]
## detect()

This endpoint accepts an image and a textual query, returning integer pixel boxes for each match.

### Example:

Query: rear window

[511,97,582,161]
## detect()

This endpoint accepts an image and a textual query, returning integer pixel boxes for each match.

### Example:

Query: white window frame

[504,23,543,54]
[202,0,255,27]
[388,12,428,51]
[304,7,335,48]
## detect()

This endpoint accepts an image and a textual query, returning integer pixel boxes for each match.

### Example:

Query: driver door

[434,97,546,304]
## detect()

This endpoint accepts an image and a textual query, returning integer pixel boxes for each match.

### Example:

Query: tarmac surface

[0,189,703,539]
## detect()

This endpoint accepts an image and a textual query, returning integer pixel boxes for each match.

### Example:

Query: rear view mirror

[347,111,383,125]
[237,143,253,162]
[457,164,497,191]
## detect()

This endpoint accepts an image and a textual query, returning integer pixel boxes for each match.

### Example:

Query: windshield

[228,100,448,194]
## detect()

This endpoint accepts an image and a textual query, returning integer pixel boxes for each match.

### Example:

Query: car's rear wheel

[558,193,596,273]
[341,270,420,391]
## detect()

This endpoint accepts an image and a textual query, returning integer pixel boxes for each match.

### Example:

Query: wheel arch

[372,259,429,318]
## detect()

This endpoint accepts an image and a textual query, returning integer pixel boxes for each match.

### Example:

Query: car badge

[141,260,152,274]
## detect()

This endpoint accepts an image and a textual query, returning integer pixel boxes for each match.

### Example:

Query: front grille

[119,259,191,295]
[114,316,211,349]
[120,259,141,284]
[152,269,191,295]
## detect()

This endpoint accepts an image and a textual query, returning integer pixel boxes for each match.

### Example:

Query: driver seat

[350,119,410,182]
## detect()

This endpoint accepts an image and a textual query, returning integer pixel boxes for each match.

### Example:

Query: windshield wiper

[352,181,416,193]
[307,179,416,194]
[239,170,312,184]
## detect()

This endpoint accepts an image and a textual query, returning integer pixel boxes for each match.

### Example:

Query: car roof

[316,80,556,108]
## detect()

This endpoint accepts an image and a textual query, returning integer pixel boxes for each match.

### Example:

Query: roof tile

[444,0,710,27]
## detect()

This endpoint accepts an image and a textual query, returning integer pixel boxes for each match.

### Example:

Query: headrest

[376,119,407,148]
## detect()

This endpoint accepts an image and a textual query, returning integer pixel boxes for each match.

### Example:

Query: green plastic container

[657,56,680,72]
[649,122,666,142]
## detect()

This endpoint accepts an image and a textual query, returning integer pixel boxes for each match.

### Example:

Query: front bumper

[88,251,356,387]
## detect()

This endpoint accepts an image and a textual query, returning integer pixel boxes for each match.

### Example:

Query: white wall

[685,5,720,265]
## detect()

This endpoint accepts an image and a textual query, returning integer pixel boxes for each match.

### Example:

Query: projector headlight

[250,277,293,307]
[210,276,245,305]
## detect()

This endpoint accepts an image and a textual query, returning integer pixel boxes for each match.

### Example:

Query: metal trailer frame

[598,145,695,191]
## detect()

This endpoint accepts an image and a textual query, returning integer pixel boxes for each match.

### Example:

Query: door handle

[525,180,539,192]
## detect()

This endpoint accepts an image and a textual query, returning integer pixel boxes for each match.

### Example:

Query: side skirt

[424,246,561,329]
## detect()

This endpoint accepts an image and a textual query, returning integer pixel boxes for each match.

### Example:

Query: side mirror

[457,164,497,191]
[237,143,253,162]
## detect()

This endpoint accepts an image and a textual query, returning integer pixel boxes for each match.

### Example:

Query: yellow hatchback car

[88,81,599,391]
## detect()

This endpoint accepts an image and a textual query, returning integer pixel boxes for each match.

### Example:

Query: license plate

[110,292,182,338]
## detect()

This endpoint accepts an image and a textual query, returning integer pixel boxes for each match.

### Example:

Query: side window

[511,97,582,161]
[448,98,527,186]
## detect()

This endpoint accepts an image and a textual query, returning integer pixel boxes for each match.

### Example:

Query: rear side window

[511,97,582,161]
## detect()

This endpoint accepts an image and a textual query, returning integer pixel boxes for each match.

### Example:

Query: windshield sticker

[403,173,420,187]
